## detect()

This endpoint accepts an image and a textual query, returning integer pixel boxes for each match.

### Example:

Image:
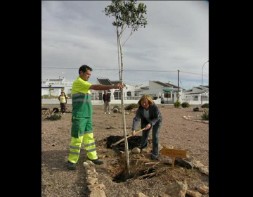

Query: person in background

[67,64,124,170]
[132,95,162,160]
[58,91,68,114]
[102,90,111,114]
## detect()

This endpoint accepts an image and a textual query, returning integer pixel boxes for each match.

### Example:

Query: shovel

[110,128,145,147]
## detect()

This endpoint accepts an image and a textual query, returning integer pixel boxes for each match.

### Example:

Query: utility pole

[202,60,209,85]
[201,60,209,105]
[177,70,179,101]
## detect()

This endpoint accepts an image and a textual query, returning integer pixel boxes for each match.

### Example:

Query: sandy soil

[42,104,209,197]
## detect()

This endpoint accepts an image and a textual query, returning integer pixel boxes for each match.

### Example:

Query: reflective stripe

[68,131,98,161]
[86,148,96,153]
[72,94,91,103]
[72,93,89,98]
[83,142,95,147]
[73,98,91,103]
[69,145,80,149]
[68,136,83,163]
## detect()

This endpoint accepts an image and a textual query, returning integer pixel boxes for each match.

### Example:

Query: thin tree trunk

[118,37,130,176]
[116,28,121,80]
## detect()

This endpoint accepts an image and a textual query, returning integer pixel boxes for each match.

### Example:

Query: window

[114,91,121,100]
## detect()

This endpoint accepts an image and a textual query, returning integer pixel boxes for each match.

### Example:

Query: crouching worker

[132,95,162,160]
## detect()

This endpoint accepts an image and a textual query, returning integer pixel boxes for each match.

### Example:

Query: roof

[184,85,209,95]
[140,86,149,90]
[97,78,112,85]
[152,81,182,89]
[97,78,126,86]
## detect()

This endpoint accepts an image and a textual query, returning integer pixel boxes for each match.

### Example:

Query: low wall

[42,99,162,105]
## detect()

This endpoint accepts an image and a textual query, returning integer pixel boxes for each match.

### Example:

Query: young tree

[104,0,147,175]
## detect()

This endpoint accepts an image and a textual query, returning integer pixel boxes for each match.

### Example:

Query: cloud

[42,1,208,89]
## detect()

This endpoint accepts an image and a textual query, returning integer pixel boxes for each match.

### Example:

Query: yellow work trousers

[68,133,98,164]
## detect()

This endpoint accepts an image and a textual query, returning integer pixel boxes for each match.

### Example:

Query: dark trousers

[60,103,66,113]
[140,120,162,157]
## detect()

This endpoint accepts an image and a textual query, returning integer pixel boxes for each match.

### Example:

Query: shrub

[112,105,120,113]
[201,103,209,108]
[193,107,200,112]
[125,103,139,110]
[52,108,60,113]
[174,100,181,108]
[46,114,62,121]
[181,102,190,108]
[201,109,209,120]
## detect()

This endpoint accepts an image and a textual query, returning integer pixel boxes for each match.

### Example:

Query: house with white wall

[139,81,184,104]
[41,77,208,105]
[181,85,209,105]
[95,78,144,103]
[41,77,72,97]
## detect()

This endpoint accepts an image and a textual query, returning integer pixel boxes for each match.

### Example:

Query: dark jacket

[103,93,110,102]
[132,104,162,130]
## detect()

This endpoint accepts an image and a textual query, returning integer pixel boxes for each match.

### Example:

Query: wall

[42,98,162,105]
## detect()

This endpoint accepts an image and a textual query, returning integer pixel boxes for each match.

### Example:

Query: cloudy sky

[42,1,208,90]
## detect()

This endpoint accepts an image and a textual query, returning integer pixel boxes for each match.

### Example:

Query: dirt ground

[42,104,209,197]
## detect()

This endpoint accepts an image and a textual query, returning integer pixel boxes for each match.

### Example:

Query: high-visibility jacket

[59,95,67,103]
[71,77,92,137]
[68,77,98,162]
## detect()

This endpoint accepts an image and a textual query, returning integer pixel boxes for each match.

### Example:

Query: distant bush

[125,103,139,110]
[181,102,190,108]
[174,100,181,108]
[193,107,200,112]
[201,109,209,120]
[201,103,209,108]
[46,114,62,121]
[52,108,60,113]
[112,105,120,113]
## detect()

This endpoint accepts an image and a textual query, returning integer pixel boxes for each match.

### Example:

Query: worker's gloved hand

[132,130,136,136]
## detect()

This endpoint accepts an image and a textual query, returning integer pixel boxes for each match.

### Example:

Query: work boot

[67,161,76,170]
[88,158,103,165]
[139,144,148,153]
[150,154,159,161]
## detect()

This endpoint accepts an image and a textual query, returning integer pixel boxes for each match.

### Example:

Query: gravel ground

[42,104,209,197]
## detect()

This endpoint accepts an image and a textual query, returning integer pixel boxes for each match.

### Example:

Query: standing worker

[132,95,162,160]
[58,91,68,114]
[102,90,111,114]
[67,64,124,170]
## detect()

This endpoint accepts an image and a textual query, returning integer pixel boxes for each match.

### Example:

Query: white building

[140,81,183,104]
[41,77,208,105]
[181,85,209,105]
[41,77,72,97]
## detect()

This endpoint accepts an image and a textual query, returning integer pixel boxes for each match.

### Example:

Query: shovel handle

[110,128,145,147]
